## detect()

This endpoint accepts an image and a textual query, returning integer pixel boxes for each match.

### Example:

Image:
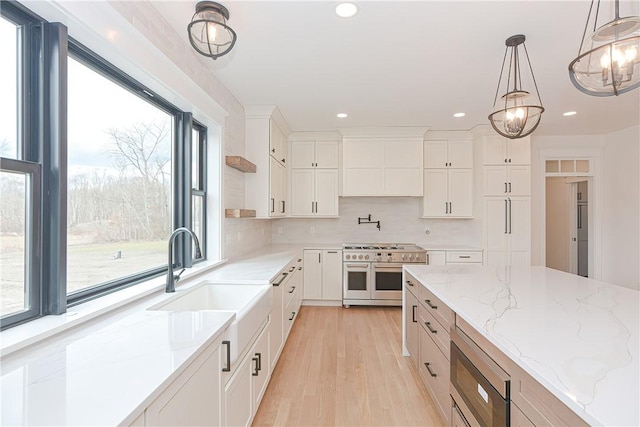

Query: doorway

[545,176,589,277]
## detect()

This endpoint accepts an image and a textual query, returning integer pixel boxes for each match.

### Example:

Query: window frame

[0,2,210,329]
[191,121,207,262]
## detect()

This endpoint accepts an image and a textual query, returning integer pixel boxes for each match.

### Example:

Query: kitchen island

[403,265,639,426]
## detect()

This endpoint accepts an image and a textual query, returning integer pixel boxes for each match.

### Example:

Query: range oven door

[450,327,510,427]
[371,263,404,300]
[343,262,371,300]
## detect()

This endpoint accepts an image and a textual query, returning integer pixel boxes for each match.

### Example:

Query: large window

[66,57,172,295]
[0,2,212,329]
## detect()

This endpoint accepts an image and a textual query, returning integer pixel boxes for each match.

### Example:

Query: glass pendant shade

[569,0,640,96]
[188,1,237,60]
[489,35,545,139]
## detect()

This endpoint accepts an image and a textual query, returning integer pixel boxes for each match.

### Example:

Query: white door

[423,169,448,217]
[507,166,531,196]
[424,140,448,168]
[447,139,473,168]
[506,137,530,165]
[344,168,382,196]
[252,325,270,409]
[315,169,339,216]
[269,157,281,217]
[270,120,286,165]
[291,141,315,169]
[484,197,508,266]
[484,166,508,196]
[322,250,343,300]
[344,139,384,168]
[448,169,473,217]
[483,135,506,165]
[508,197,531,266]
[223,353,253,427]
[315,140,339,168]
[303,250,322,299]
[385,168,422,196]
[291,169,314,216]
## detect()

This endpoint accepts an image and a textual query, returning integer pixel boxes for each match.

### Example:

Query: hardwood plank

[253,306,445,426]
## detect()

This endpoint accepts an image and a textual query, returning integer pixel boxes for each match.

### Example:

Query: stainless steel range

[342,243,426,307]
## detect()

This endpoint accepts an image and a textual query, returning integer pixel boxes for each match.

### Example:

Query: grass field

[1,236,166,317]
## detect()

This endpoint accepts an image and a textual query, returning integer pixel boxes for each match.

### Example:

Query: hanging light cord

[577,0,596,56]
[523,43,544,106]
[492,47,510,107]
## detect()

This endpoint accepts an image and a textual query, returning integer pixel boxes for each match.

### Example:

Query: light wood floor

[252,306,445,427]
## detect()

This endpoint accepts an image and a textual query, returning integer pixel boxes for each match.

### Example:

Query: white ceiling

[153,0,640,136]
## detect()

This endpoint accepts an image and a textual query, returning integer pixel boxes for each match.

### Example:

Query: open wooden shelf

[225,209,256,218]
[225,156,256,173]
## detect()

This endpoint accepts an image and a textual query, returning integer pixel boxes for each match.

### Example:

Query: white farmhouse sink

[149,282,272,366]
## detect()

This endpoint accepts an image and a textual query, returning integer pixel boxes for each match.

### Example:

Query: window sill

[0,258,227,357]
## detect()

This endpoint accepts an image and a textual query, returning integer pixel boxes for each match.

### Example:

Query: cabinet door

[303,250,322,299]
[315,169,339,216]
[345,168,383,195]
[252,324,270,410]
[424,140,448,169]
[270,120,286,166]
[223,352,253,427]
[385,168,422,196]
[344,139,384,168]
[291,169,314,216]
[484,198,508,266]
[147,344,221,426]
[423,169,448,217]
[384,139,423,168]
[269,282,283,370]
[483,135,507,165]
[506,137,530,165]
[508,197,531,266]
[484,166,508,196]
[291,141,315,168]
[315,140,339,168]
[426,251,446,266]
[448,169,473,217]
[448,139,473,169]
[405,288,419,369]
[322,250,343,300]
[269,157,281,217]
[507,166,531,196]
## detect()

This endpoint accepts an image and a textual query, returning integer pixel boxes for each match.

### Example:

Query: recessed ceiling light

[563,111,577,116]
[337,113,348,118]
[336,2,358,18]
[453,112,466,118]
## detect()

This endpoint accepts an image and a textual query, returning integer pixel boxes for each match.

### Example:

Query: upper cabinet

[424,139,473,169]
[342,129,427,197]
[483,134,530,165]
[291,140,339,169]
[245,106,290,218]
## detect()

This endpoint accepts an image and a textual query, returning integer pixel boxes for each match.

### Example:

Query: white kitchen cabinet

[426,250,446,266]
[484,197,531,267]
[484,165,531,196]
[245,106,289,218]
[222,321,270,427]
[303,249,343,302]
[483,134,530,166]
[290,169,338,217]
[343,137,423,196]
[291,140,339,169]
[424,139,472,169]
[146,340,221,426]
[423,168,473,218]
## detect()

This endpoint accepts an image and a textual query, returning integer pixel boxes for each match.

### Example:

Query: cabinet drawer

[419,329,450,425]
[404,273,420,298]
[418,303,450,357]
[418,285,453,332]
[283,295,299,339]
[446,251,482,264]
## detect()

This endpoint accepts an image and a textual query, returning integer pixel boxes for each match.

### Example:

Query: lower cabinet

[404,280,419,369]
[418,324,450,425]
[302,249,342,302]
[145,341,222,426]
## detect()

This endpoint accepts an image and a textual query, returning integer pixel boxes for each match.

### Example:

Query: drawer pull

[288,266,296,272]
[289,312,296,321]
[255,352,262,371]
[425,322,437,334]
[273,272,288,286]
[424,362,437,377]
[406,280,414,287]
[222,341,231,372]
[412,305,417,323]
[425,299,438,310]
[288,286,295,294]
[458,255,471,259]
[252,357,259,376]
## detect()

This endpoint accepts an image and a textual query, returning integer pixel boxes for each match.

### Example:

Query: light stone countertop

[404,264,639,427]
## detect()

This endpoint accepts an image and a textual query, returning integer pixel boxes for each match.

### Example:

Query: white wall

[271,197,483,248]
[28,0,271,262]
[601,125,639,289]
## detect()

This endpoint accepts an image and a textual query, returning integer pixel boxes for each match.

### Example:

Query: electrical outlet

[277,227,283,234]
[424,227,431,235]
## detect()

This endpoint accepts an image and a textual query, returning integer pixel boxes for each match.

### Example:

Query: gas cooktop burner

[344,245,402,250]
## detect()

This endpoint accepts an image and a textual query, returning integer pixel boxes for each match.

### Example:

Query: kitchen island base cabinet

[145,341,222,426]
[404,279,420,369]
[302,250,342,303]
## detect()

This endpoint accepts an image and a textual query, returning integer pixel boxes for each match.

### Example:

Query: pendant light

[488,35,544,139]
[188,1,237,60]
[568,0,640,96]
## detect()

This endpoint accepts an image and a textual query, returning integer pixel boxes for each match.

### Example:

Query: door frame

[537,148,602,280]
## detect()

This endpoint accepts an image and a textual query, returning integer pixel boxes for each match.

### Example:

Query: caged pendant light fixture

[188,1,237,60]
[489,34,545,139]
[568,0,640,96]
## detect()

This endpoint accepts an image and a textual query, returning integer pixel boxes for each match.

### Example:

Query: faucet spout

[166,227,202,293]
